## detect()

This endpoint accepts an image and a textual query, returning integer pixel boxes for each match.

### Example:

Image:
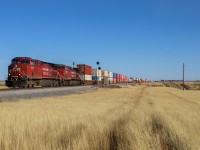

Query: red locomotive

[6,57,83,88]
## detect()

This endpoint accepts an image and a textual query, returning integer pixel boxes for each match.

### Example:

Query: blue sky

[0,0,200,80]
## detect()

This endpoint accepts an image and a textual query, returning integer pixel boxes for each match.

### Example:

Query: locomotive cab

[6,57,32,88]
[9,57,31,77]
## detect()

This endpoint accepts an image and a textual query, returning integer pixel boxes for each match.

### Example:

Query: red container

[77,64,92,75]
[120,74,122,82]
[123,75,125,82]
[116,73,120,83]
[125,76,128,82]
[123,76,126,82]
[113,78,116,84]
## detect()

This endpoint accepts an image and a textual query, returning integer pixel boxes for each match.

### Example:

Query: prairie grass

[0,86,7,89]
[185,82,200,90]
[0,85,200,149]
[0,81,7,89]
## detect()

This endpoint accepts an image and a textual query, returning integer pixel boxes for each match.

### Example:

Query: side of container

[79,74,92,81]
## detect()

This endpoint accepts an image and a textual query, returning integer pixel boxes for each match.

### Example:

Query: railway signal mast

[96,61,101,84]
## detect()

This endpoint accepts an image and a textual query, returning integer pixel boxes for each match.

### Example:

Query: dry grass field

[0,84,200,150]
[0,81,7,89]
[184,82,200,90]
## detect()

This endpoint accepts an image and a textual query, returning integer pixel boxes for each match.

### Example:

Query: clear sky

[0,0,200,80]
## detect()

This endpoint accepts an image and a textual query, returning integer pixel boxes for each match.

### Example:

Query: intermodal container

[79,75,92,81]
[125,76,128,82]
[92,76,101,81]
[109,71,113,78]
[109,77,113,84]
[92,69,102,77]
[102,70,109,77]
[116,74,120,83]
[119,74,122,82]
[113,78,117,84]
[123,75,126,82]
[113,73,117,78]
[77,64,92,75]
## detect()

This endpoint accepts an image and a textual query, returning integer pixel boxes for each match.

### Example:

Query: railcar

[55,64,82,86]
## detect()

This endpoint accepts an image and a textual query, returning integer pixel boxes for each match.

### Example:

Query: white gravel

[0,86,94,102]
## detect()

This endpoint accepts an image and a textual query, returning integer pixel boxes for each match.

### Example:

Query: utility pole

[183,63,185,91]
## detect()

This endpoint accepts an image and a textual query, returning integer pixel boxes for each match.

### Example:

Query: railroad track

[0,86,73,91]
[0,84,97,91]
[0,85,94,101]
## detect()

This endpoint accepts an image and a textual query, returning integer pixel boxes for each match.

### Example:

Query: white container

[79,75,92,81]
[102,70,109,77]
[92,69,102,77]
[109,77,113,84]
[109,71,113,78]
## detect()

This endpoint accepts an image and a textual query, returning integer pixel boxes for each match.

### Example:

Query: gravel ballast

[0,86,94,102]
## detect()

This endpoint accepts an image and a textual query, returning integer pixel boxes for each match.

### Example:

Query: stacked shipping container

[113,73,117,84]
[77,64,92,81]
[101,70,109,77]
[101,70,109,80]
[116,74,120,83]
[123,75,128,82]
[101,70,109,84]
[109,71,113,84]
[92,69,102,81]
[78,65,135,84]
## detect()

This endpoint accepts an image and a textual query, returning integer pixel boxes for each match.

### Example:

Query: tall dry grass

[0,85,200,149]
[0,81,7,89]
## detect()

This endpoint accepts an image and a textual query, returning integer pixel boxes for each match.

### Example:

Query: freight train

[5,57,138,88]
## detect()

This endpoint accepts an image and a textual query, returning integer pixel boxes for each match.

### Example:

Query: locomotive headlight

[19,74,21,76]
[15,64,17,68]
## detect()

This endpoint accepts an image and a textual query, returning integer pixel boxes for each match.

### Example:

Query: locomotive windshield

[12,58,20,64]
[21,59,30,64]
